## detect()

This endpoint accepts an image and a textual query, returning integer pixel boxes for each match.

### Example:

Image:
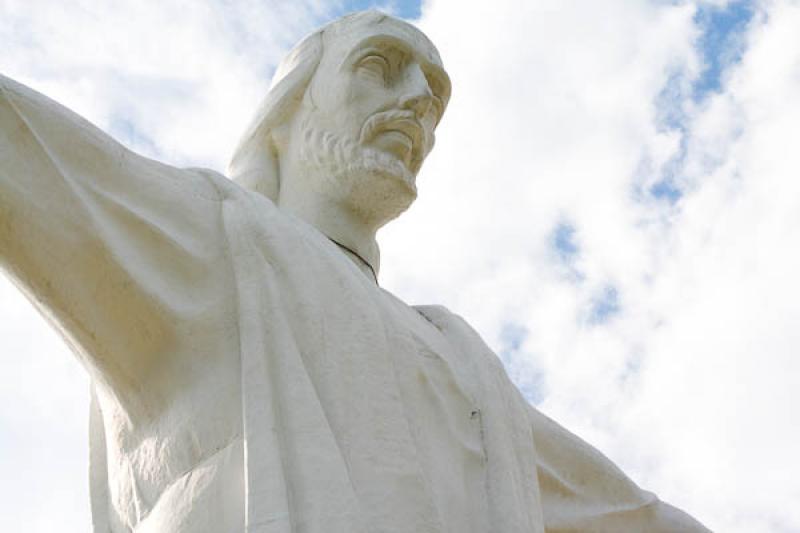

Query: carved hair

[227,10,391,201]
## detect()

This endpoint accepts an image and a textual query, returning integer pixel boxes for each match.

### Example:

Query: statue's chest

[269,241,490,530]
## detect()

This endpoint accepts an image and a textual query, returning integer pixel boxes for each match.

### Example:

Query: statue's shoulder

[192,168,279,209]
[413,304,505,371]
[413,304,483,342]
[180,167,236,201]
[413,304,465,331]
[180,169,276,212]
[0,73,37,99]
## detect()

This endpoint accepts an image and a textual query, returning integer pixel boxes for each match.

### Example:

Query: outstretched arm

[529,405,710,532]
[0,74,229,401]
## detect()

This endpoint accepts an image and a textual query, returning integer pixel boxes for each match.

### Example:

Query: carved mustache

[359,110,429,173]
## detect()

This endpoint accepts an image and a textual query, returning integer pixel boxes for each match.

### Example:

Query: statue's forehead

[325,18,443,69]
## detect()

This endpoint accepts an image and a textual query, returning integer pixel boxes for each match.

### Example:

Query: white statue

[0,11,708,533]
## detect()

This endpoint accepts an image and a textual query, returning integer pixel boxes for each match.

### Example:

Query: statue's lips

[368,117,424,172]
[376,130,413,162]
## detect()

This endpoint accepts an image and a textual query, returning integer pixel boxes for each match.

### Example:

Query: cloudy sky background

[1,0,798,531]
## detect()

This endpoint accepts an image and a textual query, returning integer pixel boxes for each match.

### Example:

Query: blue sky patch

[649,137,688,204]
[109,116,162,160]
[550,221,585,281]
[553,222,579,260]
[654,70,691,133]
[500,322,528,353]
[693,0,755,100]
[588,285,620,325]
[498,323,546,405]
[650,178,683,203]
[337,0,422,19]
[644,2,755,206]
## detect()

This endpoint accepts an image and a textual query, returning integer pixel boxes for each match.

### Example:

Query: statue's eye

[357,54,390,85]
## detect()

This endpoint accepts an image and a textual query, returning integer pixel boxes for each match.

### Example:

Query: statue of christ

[0,10,708,533]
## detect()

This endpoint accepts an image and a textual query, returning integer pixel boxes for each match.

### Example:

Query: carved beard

[297,117,418,225]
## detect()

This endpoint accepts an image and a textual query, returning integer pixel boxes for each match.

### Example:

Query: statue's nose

[400,64,434,119]
[401,93,433,119]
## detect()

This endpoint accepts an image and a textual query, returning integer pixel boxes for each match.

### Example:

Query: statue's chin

[332,163,418,226]
[298,127,418,225]
[371,153,418,197]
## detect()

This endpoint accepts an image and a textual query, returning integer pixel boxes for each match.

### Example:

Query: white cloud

[0,0,339,168]
[2,0,799,531]
[617,4,800,529]
[381,0,800,531]
[0,277,90,531]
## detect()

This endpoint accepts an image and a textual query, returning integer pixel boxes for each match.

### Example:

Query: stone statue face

[279,17,451,226]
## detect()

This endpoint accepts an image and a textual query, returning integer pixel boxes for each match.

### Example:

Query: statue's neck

[277,194,381,282]
[329,238,378,282]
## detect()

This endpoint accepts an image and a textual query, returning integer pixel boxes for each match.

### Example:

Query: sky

[1,0,798,531]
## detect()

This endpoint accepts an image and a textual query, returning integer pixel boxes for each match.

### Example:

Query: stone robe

[0,74,709,532]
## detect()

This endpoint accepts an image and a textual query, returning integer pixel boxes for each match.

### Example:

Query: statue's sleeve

[529,405,711,532]
[0,74,229,395]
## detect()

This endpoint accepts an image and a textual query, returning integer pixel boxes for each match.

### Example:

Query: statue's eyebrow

[342,34,451,103]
